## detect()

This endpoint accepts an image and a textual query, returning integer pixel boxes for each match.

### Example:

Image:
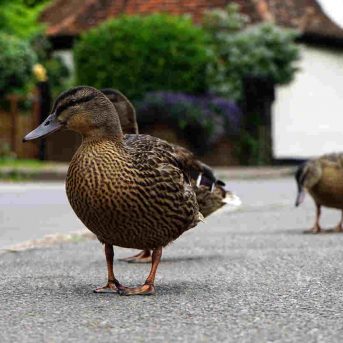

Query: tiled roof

[40,0,343,40]
[40,0,124,36]
[264,0,343,40]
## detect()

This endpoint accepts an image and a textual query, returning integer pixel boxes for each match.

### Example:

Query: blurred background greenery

[0,1,299,165]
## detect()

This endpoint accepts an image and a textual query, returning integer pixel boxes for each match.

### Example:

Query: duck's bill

[23,112,63,142]
[295,189,305,207]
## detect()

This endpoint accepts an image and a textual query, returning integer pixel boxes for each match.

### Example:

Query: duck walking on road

[295,153,343,233]
[23,86,207,295]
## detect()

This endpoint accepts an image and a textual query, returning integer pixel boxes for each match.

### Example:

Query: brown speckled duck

[24,86,205,296]
[101,88,138,134]
[295,153,343,233]
[101,88,241,263]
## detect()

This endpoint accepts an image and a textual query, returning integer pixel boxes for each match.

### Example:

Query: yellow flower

[32,64,48,82]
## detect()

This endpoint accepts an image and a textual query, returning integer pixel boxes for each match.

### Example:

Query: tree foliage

[0,33,37,95]
[0,0,70,97]
[0,0,49,39]
[203,4,300,100]
[74,14,213,99]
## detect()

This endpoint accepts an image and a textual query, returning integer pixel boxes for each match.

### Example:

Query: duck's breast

[66,140,199,249]
[310,165,343,209]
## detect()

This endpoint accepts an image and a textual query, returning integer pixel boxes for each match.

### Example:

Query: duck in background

[101,88,241,263]
[295,153,343,233]
[101,88,139,134]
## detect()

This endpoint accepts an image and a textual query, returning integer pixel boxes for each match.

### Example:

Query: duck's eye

[44,120,51,126]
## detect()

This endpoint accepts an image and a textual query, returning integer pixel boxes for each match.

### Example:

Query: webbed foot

[119,250,152,263]
[303,225,321,234]
[94,279,124,293]
[118,283,156,296]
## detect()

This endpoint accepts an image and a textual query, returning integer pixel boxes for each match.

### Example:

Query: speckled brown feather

[194,185,226,217]
[309,158,343,209]
[66,135,200,250]
[297,153,343,209]
[101,88,139,134]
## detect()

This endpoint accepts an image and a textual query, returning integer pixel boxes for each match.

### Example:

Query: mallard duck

[295,153,343,233]
[101,88,241,263]
[23,86,216,296]
[101,88,138,134]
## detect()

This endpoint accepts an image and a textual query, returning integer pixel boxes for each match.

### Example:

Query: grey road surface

[0,182,84,249]
[1,177,343,342]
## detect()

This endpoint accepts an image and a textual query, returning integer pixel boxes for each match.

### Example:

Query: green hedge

[0,33,36,96]
[74,14,213,99]
[204,4,299,100]
[0,0,49,39]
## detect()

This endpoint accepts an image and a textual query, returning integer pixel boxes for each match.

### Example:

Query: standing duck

[295,153,343,233]
[101,88,138,134]
[23,86,204,296]
[101,88,241,263]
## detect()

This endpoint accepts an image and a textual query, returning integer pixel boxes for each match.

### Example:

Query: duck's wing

[125,134,219,185]
[124,134,203,233]
[171,145,224,189]
[125,134,240,217]
[124,134,190,177]
[170,144,241,214]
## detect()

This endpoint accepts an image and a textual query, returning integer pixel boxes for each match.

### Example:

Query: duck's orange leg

[94,244,124,293]
[119,249,152,263]
[118,247,162,296]
[335,211,343,232]
[310,204,321,233]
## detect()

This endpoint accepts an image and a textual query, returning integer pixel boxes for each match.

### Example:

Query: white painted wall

[52,49,74,73]
[272,44,343,159]
[317,0,343,30]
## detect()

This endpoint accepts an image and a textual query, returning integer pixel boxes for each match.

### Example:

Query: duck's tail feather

[220,190,242,214]
[198,212,205,223]
[207,183,242,217]
[223,191,242,207]
[295,162,308,207]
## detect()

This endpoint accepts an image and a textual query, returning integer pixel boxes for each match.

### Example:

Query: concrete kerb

[214,166,296,180]
[0,230,96,255]
[0,165,296,181]
[0,165,68,181]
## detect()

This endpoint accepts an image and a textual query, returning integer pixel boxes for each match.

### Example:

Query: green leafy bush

[74,14,213,99]
[0,33,37,96]
[135,91,242,154]
[0,0,49,39]
[204,4,299,100]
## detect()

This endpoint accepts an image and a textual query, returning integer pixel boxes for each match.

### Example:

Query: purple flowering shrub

[135,92,242,154]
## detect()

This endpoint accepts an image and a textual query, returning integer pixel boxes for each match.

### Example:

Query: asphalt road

[0,182,84,249]
[1,177,343,342]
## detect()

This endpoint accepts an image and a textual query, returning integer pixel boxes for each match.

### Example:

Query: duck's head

[23,86,122,142]
[101,88,138,135]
